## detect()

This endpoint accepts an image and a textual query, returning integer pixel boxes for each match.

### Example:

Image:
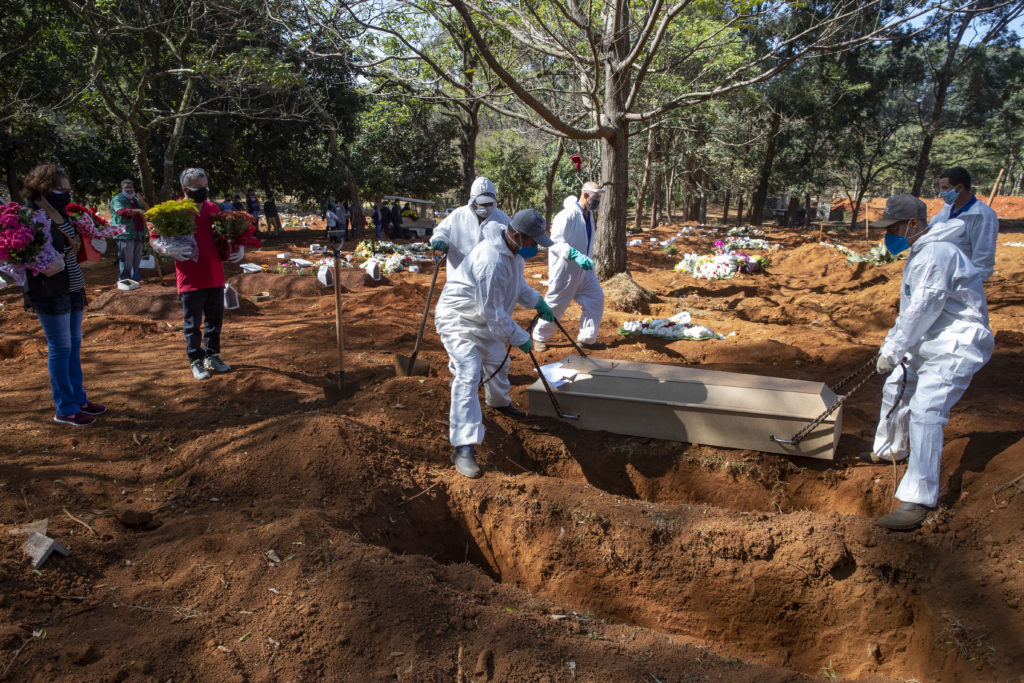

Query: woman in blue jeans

[22,164,107,426]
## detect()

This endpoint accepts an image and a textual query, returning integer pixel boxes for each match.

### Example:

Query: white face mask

[124,190,135,197]
[474,202,495,219]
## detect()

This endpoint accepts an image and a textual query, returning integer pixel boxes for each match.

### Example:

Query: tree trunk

[785,196,799,228]
[129,122,157,204]
[722,188,731,225]
[543,138,564,228]
[804,193,812,231]
[339,159,364,240]
[910,12,973,196]
[160,77,196,201]
[633,126,657,231]
[596,125,628,279]
[737,195,745,225]
[699,193,707,225]
[648,172,661,231]
[458,103,480,200]
[5,156,23,203]
[751,112,782,227]
[666,168,676,224]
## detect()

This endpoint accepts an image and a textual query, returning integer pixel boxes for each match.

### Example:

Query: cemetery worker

[264,194,282,234]
[21,163,107,426]
[867,194,993,530]
[532,181,606,351]
[110,178,150,284]
[927,166,999,282]
[430,177,511,274]
[151,168,244,381]
[435,210,555,478]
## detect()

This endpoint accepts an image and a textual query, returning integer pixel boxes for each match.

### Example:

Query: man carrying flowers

[150,167,244,381]
[110,179,149,285]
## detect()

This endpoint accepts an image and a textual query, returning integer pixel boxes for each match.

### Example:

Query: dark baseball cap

[509,209,553,247]
[870,194,927,228]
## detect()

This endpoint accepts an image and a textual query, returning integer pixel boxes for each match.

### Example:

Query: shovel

[324,247,359,403]
[394,253,446,377]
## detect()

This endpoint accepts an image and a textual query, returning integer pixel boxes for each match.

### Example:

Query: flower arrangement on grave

[384,253,410,273]
[727,225,764,237]
[673,241,770,280]
[618,312,723,341]
[820,241,904,265]
[725,235,776,251]
[0,203,60,286]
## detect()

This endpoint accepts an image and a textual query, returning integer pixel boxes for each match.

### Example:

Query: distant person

[341,200,351,240]
[150,168,244,381]
[110,179,150,285]
[21,163,108,426]
[865,194,993,530]
[532,181,605,351]
[372,203,382,239]
[326,204,340,244]
[246,189,261,234]
[231,194,244,211]
[220,195,234,212]
[379,201,392,239]
[927,166,999,282]
[264,194,282,234]
[390,200,403,239]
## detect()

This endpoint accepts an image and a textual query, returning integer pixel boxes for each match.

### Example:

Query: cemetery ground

[1,216,1023,682]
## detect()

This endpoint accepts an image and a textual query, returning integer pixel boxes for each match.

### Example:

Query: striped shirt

[55,220,85,293]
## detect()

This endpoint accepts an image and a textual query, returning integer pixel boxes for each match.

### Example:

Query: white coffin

[526,356,841,460]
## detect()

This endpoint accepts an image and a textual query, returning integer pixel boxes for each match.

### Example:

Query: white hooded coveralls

[533,196,604,344]
[873,218,993,507]
[926,196,998,281]
[435,225,541,447]
[433,177,511,275]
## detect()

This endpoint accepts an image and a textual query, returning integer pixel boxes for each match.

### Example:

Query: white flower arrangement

[727,225,764,237]
[726,236,776,251]
[619,312,723,340]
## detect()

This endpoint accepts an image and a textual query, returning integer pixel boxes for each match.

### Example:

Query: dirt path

[2,223,1023,681]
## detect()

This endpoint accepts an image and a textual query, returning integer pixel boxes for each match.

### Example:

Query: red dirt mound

[227,272,329,299]
[87,286,184,320]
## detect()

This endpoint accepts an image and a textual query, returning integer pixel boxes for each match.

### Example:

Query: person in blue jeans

[21,163,107,426]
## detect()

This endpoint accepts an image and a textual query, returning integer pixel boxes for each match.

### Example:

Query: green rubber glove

[517,338,533,353]
[534,298,555,322]
[568,247,594,270]
[430,239,448,253]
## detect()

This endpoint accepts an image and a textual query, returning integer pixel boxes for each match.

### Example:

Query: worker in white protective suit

[430,177,511,274]
[926,166,999,282]
[533,181,605,351]
[866,194,993,531]
[435,209,557,478]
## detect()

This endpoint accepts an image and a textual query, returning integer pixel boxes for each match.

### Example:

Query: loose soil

[2,223,1023,682]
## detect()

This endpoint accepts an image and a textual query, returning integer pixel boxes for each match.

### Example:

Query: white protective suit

[873,218,994,507]
[435,224,541,446]
[432,178,511,274]
[533,196,604,344]
[926,196,999,281]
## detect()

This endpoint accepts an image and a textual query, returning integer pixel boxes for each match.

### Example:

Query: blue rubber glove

[534,298,555,322]
[430,239,448,253]
[568,247,594,270]
[517,338,533,353]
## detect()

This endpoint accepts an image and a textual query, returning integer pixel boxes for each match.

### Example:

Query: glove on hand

[568,247,594,270]
[430,239,448,253]
[151,237,193,261]
[228,246,245,263]
[876,354,895,375]
[517,338,533,354]
[534,298,555,322]
[90,238,108,255]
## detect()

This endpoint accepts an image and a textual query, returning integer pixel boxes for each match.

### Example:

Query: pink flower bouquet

[0,203,60,286]
[67,203,124,239]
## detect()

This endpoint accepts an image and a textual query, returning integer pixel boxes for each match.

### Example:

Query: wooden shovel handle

[409,254,445,363]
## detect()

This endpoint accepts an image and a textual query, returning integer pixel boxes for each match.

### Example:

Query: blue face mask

[884,232,909,256]
[518,245,538,259]
[938,188,958,204]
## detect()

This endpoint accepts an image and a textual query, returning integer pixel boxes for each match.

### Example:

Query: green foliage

[477,130,539,213]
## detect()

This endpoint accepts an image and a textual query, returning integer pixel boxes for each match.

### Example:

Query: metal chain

[771,354,881,446]
[482,313,540,385]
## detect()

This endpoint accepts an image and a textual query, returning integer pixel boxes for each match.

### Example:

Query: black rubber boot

[876,501,930,531]
[451,445,481,479]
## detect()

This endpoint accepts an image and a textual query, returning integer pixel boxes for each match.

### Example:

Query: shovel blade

[394,353,430,377]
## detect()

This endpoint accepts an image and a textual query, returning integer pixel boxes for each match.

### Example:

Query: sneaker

[204,354,231,373]
[494,405,527,418]
[533,340,548,352]
[450,445,482,479]
[79,401,107,415]
[876,501,931,531]
[54,412,96,427]
[581,341,607,351]
[191,360,211,380]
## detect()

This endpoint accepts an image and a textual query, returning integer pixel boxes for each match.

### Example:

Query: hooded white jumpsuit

[873,218,993,507]
[533,196,604,344]
[926,196,999,281]
[435,225,541,447]
[432,178,511,275]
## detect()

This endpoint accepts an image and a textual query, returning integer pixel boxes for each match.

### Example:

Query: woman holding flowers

[21,164,107,426]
